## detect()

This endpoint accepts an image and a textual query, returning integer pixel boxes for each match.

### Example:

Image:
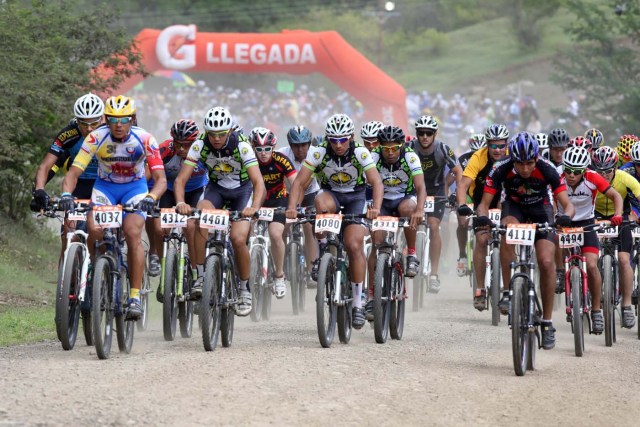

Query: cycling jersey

[558,170,611,221]
[594,169,640,216]
[259,151,296,200]
[303,140,374,193]
[370,146,422,200]
[413,140,459,196]
[485,158,565,206]
[73,125,163,184]
[619,162,640,213]
[48,119,100,181]
[277,146,320,194]
[462,147,507,206]
[185,131,257,189]
[458,150,474,172]
[159,139,208,192]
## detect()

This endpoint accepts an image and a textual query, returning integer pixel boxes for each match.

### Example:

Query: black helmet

[287,125,313,145]
[548,128,569,148]
[378,125,405,143]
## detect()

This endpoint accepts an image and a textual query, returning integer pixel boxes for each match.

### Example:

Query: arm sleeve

[238,141,258,168]
[184,140,204,167]
[354,146,375,171]
[303,146,323,171]
[71,134,97,172]
[406,152,423,176]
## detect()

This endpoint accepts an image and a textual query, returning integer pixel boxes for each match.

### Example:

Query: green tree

[0,0,144,219]
[552,0,640,136]
[506,0,562,50]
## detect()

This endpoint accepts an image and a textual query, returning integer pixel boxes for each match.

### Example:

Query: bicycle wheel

[337,282,352,344]
[163,246,179,341]
[298,260,307,313]
[602,255,614,347]
[92,257,114,360]
[289,243,300,315]
[178,257,194,338]
[137,261,151,332]
[316,252,337,348]
[202,255,222,351]
[221,259,236,348]
[413,230,425,312]
[82,312,93,346]
[490,248,501,326]
[262,259,273,321]
[389,253,405,340]
[373,252,391,344]
[56,245,83,350]
[249,247,264,322]
[511,277,529,376]
[569,267,584,357]
[116,267,134,354]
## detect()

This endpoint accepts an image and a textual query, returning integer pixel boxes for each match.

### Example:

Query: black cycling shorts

[380,195,417,216]
[263,197,287,224]
[301,191,318,209]
[73,179,95,200]
[595,213,632,253]
[320,189,366,226]
[159,187,205,209]
[502,200,554,243]
[203,182,252,212]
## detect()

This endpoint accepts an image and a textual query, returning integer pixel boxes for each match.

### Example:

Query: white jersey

[277,146,320,195]
[559,170,611,222]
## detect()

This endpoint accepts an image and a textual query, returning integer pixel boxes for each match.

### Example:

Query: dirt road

[1,271,639,426]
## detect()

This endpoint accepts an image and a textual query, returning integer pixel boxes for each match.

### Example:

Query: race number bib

[94,205,123,228]
[257,207,275,222]
[596,221,618,238]
[558,227,584,248]
[489,209,501,223]
[371,216,399,233]
[67,199,91,221]
[160,208,187,229]
[505,224,536,246]
[315,214,342,234]
[632,228,640,240]
[200,209,230,231]
[424,196,435,213]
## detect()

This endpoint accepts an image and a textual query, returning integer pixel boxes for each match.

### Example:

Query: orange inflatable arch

[110,25,408,128]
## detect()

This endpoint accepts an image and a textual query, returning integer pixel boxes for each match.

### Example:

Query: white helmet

[204,107,233,131]
[360,121,384,139]
[535,133,549,150]
[414,115,438,130]
[325,113,355,137]
[631,141,640,163]
[73,93,104,119]
[562,146,591,169]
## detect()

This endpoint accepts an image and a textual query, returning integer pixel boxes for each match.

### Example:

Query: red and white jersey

[558,170,611,221]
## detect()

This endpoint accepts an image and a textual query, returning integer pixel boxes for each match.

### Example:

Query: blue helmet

[509,131,539,162]
[287,125,313,145]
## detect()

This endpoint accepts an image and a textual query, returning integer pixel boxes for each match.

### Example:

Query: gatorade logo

[156,25,197,70]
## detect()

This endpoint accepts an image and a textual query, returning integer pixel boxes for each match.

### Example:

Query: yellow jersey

[595,169,640,216]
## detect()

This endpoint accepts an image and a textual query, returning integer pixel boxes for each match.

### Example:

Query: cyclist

[475,131,575,350]
[174,107,265,317]
[584,128,604,151]
[568,136,593,153]
[458,134,486,172]
[360,120,384,152]
[250,127,297,299]
[535,132,549,161]
[412,115,463,291]
[546,128,569,174]
[31,94,105,259]
[619,142,640,217]
[59,95,167,320]
[153,119,208,300]
[456,124,509,310]
[365,125,426,318]
[285,113,383,329]
[616,134,638,167]
[560,146,623,334]
[592,146,640,329]
[278,126,320,281]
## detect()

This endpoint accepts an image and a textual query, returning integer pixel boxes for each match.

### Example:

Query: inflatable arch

[110,25,408,127]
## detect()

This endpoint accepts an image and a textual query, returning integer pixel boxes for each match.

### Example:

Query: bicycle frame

[59,228,90,303]
[249,220,272,288]
[564,246,589,316]
[508,244,542,333]
[160,227,189,300]
[205,227,237,308]
[95,227,128,316]
[325,232,350,307]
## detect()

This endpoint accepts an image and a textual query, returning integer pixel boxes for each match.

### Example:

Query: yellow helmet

[617,134,638,162]
[104,95,136,117]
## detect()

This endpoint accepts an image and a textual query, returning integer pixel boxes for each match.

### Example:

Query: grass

[0,213,60,346]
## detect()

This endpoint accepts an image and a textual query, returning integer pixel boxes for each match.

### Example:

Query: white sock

[352,282,363,308]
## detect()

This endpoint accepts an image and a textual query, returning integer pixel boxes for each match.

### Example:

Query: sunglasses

[328,136,350,145]
[598,168,615,175]
[488,143,507,150]
[417,130,435,137]
[174,141,193,149]
[107,116,132,124]
[362,138,379,144]
[207,130,229,138]
[381,144,403,152]
[254,146,273,153]
[564,167,585,176]
[77,118,102,127]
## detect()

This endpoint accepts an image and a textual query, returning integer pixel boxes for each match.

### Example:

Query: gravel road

[1,270,639,426]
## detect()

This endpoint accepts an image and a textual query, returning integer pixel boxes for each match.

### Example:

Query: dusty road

[1,271,639,426]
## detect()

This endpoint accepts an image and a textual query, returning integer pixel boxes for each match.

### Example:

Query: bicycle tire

[389,253,405,340]
[289,243,300,315]
[54,257,64,343]
[602,255,614,347]
[526,329,536,371]
[337,285,352,344]
[137,261,151,332]
[221,258,236,348]
[490,248,501,326]
[298,260,306,313]
[511,277,529,376]
[570,267,584,357]
[201,255,222,351]
[56,245,82,350]
[92,257,114,360]
[373,252,391,344]
[163,246,179,341]
[249,247,264,322]
[262,259,273,321]
[316,252,337,348]
[413,230,425,312]
[116,267,134,354]
[178,256,194,338]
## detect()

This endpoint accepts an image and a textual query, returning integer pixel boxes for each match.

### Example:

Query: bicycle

[285,207,313,315]
[412,198,434,311]
[155,208,195,341]
[631,224,640,340]
[196,208,247,351]
[370,216,410,343]
[42,200,93,350]
[472,209,503,326]
[248,208,277,322]
[596,220,621,347]
[90,203,140,360]
[137,239,152,332]
[506,222,555,376]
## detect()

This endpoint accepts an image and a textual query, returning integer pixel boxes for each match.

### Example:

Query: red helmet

[250,127,277,146]
[170,119,199,142]
[568,136,592,152]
